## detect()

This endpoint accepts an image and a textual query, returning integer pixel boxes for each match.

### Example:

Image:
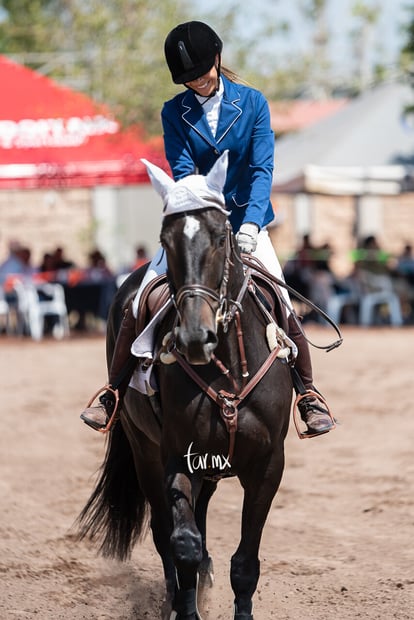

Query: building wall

[0,187,93,267]
[0,184,163,272]
[92,184,163,272]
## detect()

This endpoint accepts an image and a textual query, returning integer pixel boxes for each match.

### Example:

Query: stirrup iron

[83,385,120,433]
[293,389,336,440]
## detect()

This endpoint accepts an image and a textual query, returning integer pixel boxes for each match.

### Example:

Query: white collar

[194,78,224,106]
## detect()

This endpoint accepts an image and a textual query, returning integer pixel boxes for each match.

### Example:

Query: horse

[77,151,294,619]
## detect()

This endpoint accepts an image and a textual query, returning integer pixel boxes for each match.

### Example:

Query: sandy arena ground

[0,326,413,619]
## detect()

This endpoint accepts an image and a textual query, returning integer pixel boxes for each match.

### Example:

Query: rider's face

[185,57,219,97]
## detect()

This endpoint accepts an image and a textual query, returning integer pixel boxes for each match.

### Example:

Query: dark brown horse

[78,153,293,619]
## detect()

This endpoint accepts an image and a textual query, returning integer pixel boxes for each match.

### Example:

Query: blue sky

[191,0,409,76]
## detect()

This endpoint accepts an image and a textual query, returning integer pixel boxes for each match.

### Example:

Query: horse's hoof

[161,601,172,619]
[169,614,202,620]
[198,556,214,588]
[233,603,253,619]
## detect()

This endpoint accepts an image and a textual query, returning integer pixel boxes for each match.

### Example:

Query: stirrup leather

[293,389,336,440]
[83,385,120,434]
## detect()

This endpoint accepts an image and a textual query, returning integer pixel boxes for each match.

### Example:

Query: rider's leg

[80,248,168,431]
[80,299,137,430]
[253,230,334,435]
[287,314,335,435]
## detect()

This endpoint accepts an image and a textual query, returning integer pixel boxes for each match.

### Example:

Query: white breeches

[253,229,293,313]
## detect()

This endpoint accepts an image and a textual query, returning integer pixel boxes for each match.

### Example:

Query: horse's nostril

[206,330,218,346]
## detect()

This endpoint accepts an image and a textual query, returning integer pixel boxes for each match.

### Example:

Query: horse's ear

[141,159,175,202]
[206,150,228,193]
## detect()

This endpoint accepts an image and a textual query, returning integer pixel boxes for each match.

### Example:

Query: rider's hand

[236,223,259,254]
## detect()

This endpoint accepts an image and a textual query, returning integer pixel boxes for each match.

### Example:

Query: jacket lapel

[180,78,242,147]
[215,80,242,143]
[181,92,216,147]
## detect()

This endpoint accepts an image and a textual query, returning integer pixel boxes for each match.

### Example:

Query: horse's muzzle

[175,326,218,365]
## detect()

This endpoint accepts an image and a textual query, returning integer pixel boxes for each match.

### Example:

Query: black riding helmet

[164,21,223,84]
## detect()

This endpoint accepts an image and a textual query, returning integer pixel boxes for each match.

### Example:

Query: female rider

[81,21,334,438]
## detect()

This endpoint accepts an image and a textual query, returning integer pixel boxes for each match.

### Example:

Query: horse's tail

[76,421,149,561]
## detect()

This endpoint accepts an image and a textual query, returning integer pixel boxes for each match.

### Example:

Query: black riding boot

[287,314,335,436]
[80,300,137,430]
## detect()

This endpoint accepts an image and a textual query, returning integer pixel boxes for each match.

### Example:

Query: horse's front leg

[195,479,217,590]
[231,450,286,620]
[166,460,203,620]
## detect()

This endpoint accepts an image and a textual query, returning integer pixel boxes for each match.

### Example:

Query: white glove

[236,223,259,254]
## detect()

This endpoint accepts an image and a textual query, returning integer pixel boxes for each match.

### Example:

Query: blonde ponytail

[221,65,251,86]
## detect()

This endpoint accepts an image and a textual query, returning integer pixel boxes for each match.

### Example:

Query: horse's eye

[217,234,226,248]
[160,234,169,250]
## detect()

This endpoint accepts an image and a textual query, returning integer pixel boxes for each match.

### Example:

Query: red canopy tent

[0,55,165,189]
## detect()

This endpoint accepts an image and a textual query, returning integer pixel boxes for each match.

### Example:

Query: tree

[401,4,414,81]
[0,0,397,133]
[349,1,381,91]
[0,0,192,135]
[298,0,332,97]
[400,4,414,120]
[0,1,61,52]
[0,0,299,130]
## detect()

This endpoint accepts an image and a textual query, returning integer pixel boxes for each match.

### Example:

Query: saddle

[133,268,288,343]
[130,263,291,374]
[135,274,171,336]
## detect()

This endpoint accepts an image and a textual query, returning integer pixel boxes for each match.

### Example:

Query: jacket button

[214,149,220,155]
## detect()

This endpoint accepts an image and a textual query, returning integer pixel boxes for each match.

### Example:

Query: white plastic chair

[0,285,11,333]
[326,291,360,325]
[13,281,70,340]
[358,272,403,327]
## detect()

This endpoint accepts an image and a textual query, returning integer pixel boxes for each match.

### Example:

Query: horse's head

[142,152,235,365]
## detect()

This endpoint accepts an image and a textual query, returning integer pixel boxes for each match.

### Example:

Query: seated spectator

[39,253,56,273]
[0,240,25,285]
[132,245,149,271]
[19,246,37,277]
[393,243,414,323]
[395,243,414,284]
[308,242,336,317]
[0,240,36,289]
[52,246,75,270]
[351,235,391,277]
[283,234,316,301]
[85,249,114,282]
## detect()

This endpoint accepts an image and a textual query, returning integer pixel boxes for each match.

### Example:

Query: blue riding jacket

[161,75,275,233]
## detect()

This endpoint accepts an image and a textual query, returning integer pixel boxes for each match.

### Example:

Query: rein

[241,254,343,352]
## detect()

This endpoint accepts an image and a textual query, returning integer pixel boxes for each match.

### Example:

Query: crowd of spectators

[0,241,150,334]
[284,235,414,326]
[1,234,414,336]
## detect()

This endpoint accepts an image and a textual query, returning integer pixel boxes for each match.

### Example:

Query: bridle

[170,220,245,332]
